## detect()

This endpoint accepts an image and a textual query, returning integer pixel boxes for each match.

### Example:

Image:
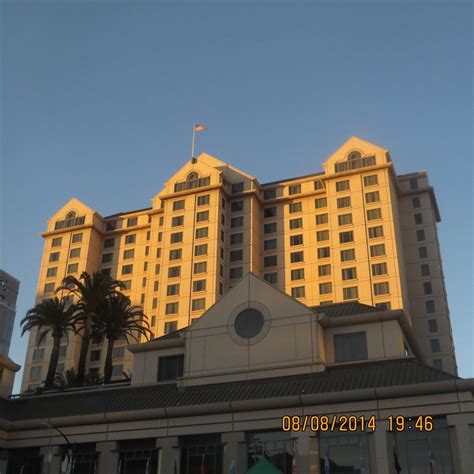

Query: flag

[291,439,297,474]
[324,448,331,474]
[145,457,151,474]
[429,447,436,474]
[194,123,207,132]
[200,454,206,474]
[393,441,401,473]
[230,459,237,474]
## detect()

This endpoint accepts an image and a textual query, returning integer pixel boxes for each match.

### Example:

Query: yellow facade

[21,137,457,391]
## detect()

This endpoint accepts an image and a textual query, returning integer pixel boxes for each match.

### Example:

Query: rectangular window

[334,332,368,362]
[410,178,418,189]
[316,230,329,242]
[168,266,180,278]
[338,214,352,226]
[46,267,57,278]
[339,231,354,243]
[52,237,62,247]
[365,191,380,203]
[122,264,133,275]
[315,198,327,209]
[337,196,351,208]
[342,267,357,280]
[374,282,390,295]
[419,246,428,258]
[421,263,431,276]
[30,366,42,379]
[343,286,358,300]
[229,267,243,280]
[196,227,208,239]
[111,364,123,377]
[318,264,331,276]
[317,247,330,259]
[102,253,113,263]
[127,217,138,227]
[67,263,78,274]
[416,229,426,241]
[341,248,355,261]
[430,339,441,353]
[167,284,180,296]
[314,180,324,190]
[319,282,332,295]
[142,277,147,288]
[122,280,131,290]
[101,268,111,276]
[335,180,350,192]
[170,232,183,244]
[372,262,388,276]
[169,249,182,260]
[264,207,276,218]
[157,354,184,381]
[288,184,301,195]
[90,350,101,362]
[173,200,185,211]
[231,233,243,245]
[414,213,423,225]
[231,182,244,194]
[192,298,205,311]
[33,348,44,361]
[264,272,277,284]
[153,281,159,292]
[363,174,378,186]
[197,194,210,206]
[123,249,134,259]
[264,255,277,267]
[370,244,386,257]
[428,319,438,333]
[412,197,421,208]
[230,249,243,261]
[290,234,304,246]
[159,216,164,226]
[104,238,115,248]
[291,268,305,280]
[263,188,277,200]
[165,303,179,315]
[113,347,125,359]
[195,244,208,256]
[425,300,435,313]
[231,216,244,228]
[158,232,163,242]
[72,233,83,243]
[367,208,382,221]
[375,302,391,310]
[155,264,161,275]
[290,251,304,263]
[433,359,443,370]
[145,246,150,256]
[69,248,81,258]
[123,235,136,247]
[289,202,302,213]
[316,214,328,225]
[171,216,184,227]
[194,262,207,274]
[289,218,302,230]
[264,222,277,233]
[423,282,433,294]
[291,286,305,298]
[196,211,209,222]
[231,200,244,212]
[192,280,206,292]
[58,345,67,358]
[368,226,384,239]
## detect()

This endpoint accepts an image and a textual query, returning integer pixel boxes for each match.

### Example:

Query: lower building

[1,274,472,473]
[0,269,19,356]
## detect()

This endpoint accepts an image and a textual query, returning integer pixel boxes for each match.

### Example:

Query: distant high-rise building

[0,269,20,355]
[21,137,457,391]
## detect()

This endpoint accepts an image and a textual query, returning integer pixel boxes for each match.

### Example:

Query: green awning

[246,457,284,474]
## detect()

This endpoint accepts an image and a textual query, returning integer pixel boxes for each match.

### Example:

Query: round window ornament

[234,308,265,339]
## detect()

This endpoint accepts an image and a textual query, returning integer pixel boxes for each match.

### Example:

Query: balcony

[54,215,86,230]
[174,176,211,193]
[334,155,376,173]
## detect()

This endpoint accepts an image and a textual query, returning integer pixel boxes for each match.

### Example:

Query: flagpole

[191,121,196,160]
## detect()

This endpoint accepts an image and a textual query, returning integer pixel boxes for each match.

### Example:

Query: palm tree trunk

[45,335,61,388]
[104,337,116,384]
[76,313,92,385]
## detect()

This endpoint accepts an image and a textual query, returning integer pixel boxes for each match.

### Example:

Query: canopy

[246,457,284,474]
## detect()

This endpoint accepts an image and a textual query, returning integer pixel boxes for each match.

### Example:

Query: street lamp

[40,422,74,474]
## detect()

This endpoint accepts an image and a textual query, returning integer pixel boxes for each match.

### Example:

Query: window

[101,268,111,276]
[430,339,441,353]
[122,264,133,275]
[125,234,136,244]
[365,191,380,203]
[316,214,328,225]
[289,218,302,230]
[221,198,226,209]
[318,264,331,276]
[423,282,433,294]
[44,283,55,293]
[314,180,324,190]
[368,226,384,238]
[410,178,418,189]
[288,184,301,195]
[72,233,83,243]
[290,251,303,263]
[341,248,355,262]
[428,319,438,333]
[316,230,329,242]
[127,217,138,227]
[30,366,42,379]
[343,286,358,300]
[421,263,431,276]
[145,246,150,256]
[363,174,378,186]
[159,217,164,226]
[113,347,125,359]
[173,200,185,211]
[195,227,208,239]
[171,216,184,227]
[335,180,350,192]
[197,194,210,206]
[157,232,163,242]
[165,303,179,315]
[46,267,57,278]
[338,214,352,226]
[315,198,327,209]
[70,249,81,258]
[194,262,207,273]
[264,272,277,284]
[372,262,388,276]
[317,247,330,259]
[263,188,277,200]
[32,348,44,361]
[123,249,134,259]
[169,249,182,261]
[290,234,304,246]
[231,182,244,194]
[414,213,423,225]
[264,222,277,233]
[337,197,351,208]
[433,359,443,370]
[264,207,276,218]
[170,232,183,244]
[104,238,115,248]
[375,302,391,310]
[425,300,435,313]
[342,268,357,280]
[195,211,208,222]
[231,216,244,228]
[291,286,305,298]
[264,255,277,267]
[121,280,131,290]
[230,249,243,261]
[102,253,113,264]
[291,268,305,280]
[192,298,205,311]
[167,284,180,296]
[374,282,390,295]
[52,237,62,247]
[412,197,421,208]
[231,233,243,245]
[289,202,302,213]
[90,350,101,362]
[195,244,208,256]
[153,281,159,292]
[58,345,67,358]
[229,267,243,279]
[419,246,428,258]
[157,354,184,381]
[231,200,244,212]
[334,332,368,362]
[168,266,181,278]
[142,277,146,288]
[105,220,117,231]
[339,231,354,243]
[111,365,123,377]
[416,229,426,241]
[319,282,332,295]
[154,264,161,275]
[192,280,206,292]
[67,263,78,274]
[367,208,382,221]
[370,244,386,257]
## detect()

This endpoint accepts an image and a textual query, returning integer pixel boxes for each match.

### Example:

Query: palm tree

[53,368,104,390]
[92,293,152,384]
[20,298,77,389]
[56,271,124,386]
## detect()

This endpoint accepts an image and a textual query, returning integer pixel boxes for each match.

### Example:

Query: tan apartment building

[21,137,457,391]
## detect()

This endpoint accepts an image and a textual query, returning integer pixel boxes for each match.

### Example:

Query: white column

[40,445,63,474]
[372,419,391,473]
[292,430,319,474]
[156,436,179,474]
[222,432,247,474]
[96,441,119,474]
[447,413,474,474]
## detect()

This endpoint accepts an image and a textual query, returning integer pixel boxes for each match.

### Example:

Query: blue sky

[1,1,472,392]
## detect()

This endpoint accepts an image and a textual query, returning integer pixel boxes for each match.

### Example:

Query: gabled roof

[311,301,379,318]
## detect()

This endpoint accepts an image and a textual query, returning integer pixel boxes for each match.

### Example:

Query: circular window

[234,308,265,339]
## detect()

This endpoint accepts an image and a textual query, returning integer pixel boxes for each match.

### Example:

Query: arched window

[187,172,198,181]
[347,151,362,161]
[65,211,76,220]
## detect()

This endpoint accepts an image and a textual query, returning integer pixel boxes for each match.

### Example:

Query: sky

[0,1,472,393]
